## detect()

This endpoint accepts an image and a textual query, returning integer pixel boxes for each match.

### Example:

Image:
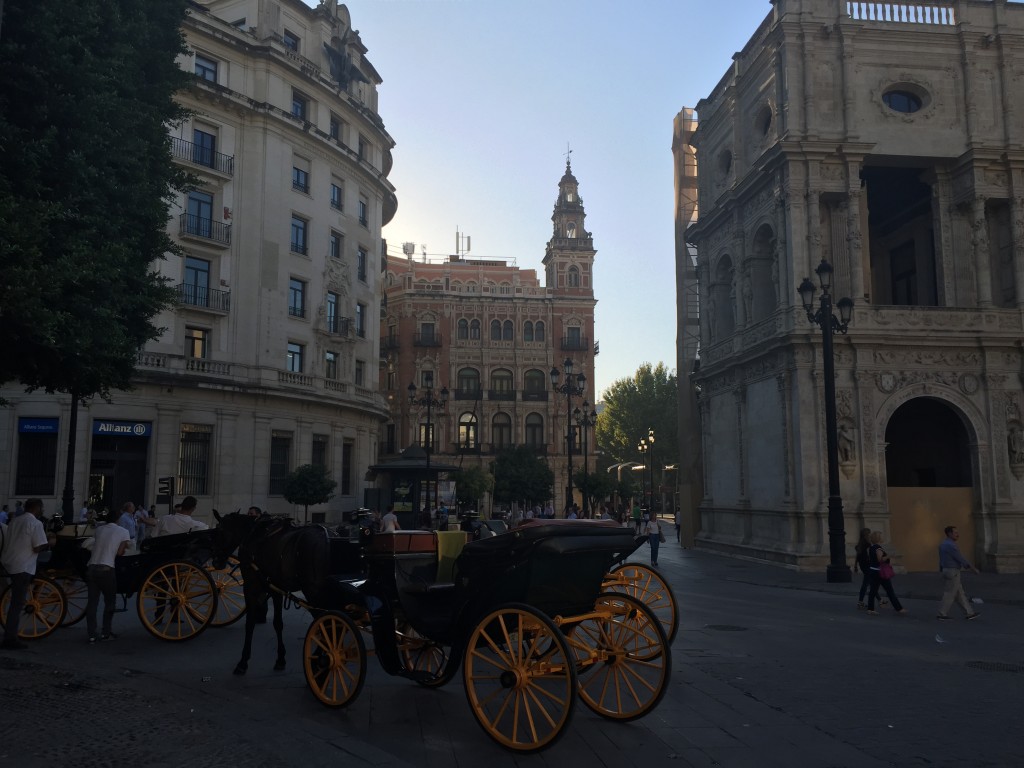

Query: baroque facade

[684,0,1024,572]
[380,162,598,515]
[0,0,395,523]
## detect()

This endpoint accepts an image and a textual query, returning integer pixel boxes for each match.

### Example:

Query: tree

[491,446,554,510]
[453,465,495,512]
[283,464,337,524]
[572,469,617,517]
[0,0,192,513]
[595,362,679,473]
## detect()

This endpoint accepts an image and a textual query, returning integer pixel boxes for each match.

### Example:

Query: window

[287,342,304,372]
[420,370,434,389]
[355,359,365,386]
[269,434,292,495]
[357,134,368,160]
[883,89,923,114]
[291,90,308,120]
[457,319,469,340]
[502,320,513,341]
[178,424,212,496]
[288,278,306,318]
[568,266,580,287]
[357,247,367,281]
[491,369,514,393]
[326,291,339,332]
[15,418,58,495]
[492,414,512,450]
[566,222,576,239]
[292,166,309,194]
[329,114,341,141]
[186,327,209,359]
[341,440,354,495]
[186,191,214,238]
[183,256,210,307]
[194,55,218,83]
[329,230,342,260]
[490,319,501,340]
[358,196,368,226]
[525,413,544,448]
[418,422,434,452]
[524,369,546,392]
[312,434,329,469]
[290,215,308,255]
[325,350,338,379]
[282,29,299,52]
[385,423,396,454]
[420,322,435,344]
[355,302,366,337]
[330,181,343,211]
[459,413,478,449]
[192,128,216,168]
[524,321,534,342]
[499,283,511,295]
[534,321,546,341]
[470,319,481,339]
[458,367,480,394]
[567,326,581,346]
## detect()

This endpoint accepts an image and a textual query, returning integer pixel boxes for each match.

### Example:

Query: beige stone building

[0,0,395,522]
[683,0,1024,572]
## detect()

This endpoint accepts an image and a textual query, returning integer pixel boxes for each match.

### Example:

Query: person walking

[936,525,980,621]
[866,531,907,615]
[85,510,131,643]
[643,513,663,568]
[854,527,872,610]
[1,499,53,649]
[631,503,643,534]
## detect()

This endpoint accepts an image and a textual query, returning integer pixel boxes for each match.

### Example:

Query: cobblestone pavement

[2,541,1022,767]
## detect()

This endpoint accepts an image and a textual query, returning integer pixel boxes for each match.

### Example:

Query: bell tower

[543,158,596,295]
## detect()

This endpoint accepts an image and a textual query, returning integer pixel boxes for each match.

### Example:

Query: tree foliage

[595,363,679,472]
[453,464,495,510]
[0,0,192,397]
[283,464,337,523]
[572,469,617,516]
[491,446,554,508]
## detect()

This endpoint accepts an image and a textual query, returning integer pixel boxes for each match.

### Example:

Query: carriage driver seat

[434,531,468,585]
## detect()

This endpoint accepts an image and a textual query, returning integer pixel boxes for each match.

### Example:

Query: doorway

[88,420,152,513]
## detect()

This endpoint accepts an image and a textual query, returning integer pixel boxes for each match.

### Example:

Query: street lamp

[637,437,649,511]
[647,428,656,514]
[573,402,598,517]
[798,258,855,584]
[551,358,586,516]
[408,381,449,512]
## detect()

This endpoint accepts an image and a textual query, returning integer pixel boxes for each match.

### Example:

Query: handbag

[879,561,895,580]
[658,527,666,543]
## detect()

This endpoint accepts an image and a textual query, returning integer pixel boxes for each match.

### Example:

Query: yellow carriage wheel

[206,556,246,628]
[396,619,453,688]
[0,575,67,640]
[605,563,679,642]
[303,611,366,708]
[137,561,217,641]
[567,593,671,721]
[462,603,577,753]
[56,576,88,627]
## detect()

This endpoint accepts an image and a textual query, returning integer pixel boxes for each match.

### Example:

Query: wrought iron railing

[171,137,234,175]
[177,283,231,311]
[179,214,231,245]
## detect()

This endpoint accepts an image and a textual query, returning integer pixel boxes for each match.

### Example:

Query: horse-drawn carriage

[213,515,674,752]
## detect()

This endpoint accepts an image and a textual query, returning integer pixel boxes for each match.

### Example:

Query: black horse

[212,511,330,675]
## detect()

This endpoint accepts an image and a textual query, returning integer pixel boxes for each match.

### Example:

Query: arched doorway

[885,397,975,571]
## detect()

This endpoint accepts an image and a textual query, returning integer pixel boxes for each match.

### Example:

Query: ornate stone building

[684,0,1024,572]
[380,162,598,515]
[0,1,395,522]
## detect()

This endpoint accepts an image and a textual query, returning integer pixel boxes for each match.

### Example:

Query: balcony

[521,390,548,402]
[380,334,400,353]
[413,332,442,347]
[454,388,483,401]
[327,316,351,336]
[179,213,231,247]
[170,137,234,176]
[488,389,516,401]
[560,335,589,352]
[177,283,231,312]
[288,305,306,319]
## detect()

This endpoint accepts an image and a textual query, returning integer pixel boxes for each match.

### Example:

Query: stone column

[733,230,749,328]
[846,172,866,302]
[1012,197,1024,307]
[972,196,993,307]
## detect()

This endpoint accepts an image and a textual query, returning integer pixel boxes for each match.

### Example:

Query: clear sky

[313,0,773,398]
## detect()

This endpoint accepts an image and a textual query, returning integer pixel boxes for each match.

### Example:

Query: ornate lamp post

[637,437,650,510]
[551,358,586,516]
[573,401,598,517]
[798,258,854,583]
[408,381,449,512]
[646,428,656,514]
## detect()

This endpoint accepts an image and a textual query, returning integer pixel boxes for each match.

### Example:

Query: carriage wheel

[137,561,217,642]
[463,603,577,753]
[206,556,246,628]
[396,619,455,688]
[0,575,67,640]
[605,563,679,642]
[303,611,366,708]
[56,576,88,627]
[566,593,671,721]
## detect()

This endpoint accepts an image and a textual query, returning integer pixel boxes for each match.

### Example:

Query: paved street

[2,540,1023,768]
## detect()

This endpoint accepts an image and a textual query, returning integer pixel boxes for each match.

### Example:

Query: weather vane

[564,142,572,166]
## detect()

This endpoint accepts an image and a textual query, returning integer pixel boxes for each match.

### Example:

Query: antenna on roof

[456,228,471,259]
[421,245,427,262]
[402,242,415,260]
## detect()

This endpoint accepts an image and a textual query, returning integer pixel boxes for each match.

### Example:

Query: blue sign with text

[18,417,59,433]
[92,420,152,437]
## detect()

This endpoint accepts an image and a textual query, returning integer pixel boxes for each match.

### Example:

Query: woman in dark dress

[867,531,907,615]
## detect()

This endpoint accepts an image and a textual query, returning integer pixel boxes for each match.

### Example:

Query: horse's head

[211,509,253,569]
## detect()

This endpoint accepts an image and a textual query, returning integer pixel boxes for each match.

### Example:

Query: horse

[211,511,330,675]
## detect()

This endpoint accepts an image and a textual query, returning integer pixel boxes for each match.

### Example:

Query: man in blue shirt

[937,525,980,621]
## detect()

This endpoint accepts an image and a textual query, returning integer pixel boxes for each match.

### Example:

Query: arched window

[457,367,480,397]
[566,221,576,238]
[534,321,546,341]
[523,321,534,342]
[525,413,544,448]
[457,318,468,340]
[502,320,514,340]
[459,413,478,449]
[491,369,513,398]
[567,266,580,287]
[524,369,546,395]
[490,319,501,340]
[470,319,481,339]
[492,413,512,450]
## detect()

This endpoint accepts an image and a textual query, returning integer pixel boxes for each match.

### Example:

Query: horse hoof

[233,665,247,676]
[274,661,286,671]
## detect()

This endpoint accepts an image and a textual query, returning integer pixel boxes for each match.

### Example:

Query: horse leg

[272,593,286,671]
[233,584,260,675]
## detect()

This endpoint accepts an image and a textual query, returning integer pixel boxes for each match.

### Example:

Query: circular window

[882,89,923,113]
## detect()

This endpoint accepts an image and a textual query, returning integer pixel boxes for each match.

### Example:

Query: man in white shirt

[85,511,131,642]
[1,498,52,649]
[381,507,399,533]
[155,495,209,536]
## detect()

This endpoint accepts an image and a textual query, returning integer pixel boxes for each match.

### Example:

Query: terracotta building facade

[685,0,1024,572]
[380,162,598,515]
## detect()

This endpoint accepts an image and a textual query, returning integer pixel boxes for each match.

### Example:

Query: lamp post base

[825,563,853,583]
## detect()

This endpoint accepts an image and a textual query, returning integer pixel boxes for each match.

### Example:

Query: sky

[310,0,773,399]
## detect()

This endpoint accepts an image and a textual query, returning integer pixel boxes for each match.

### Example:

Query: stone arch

[747,222,778,322]
[709,254,736,340]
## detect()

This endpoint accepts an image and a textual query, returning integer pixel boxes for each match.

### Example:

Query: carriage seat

[397,531,469,595]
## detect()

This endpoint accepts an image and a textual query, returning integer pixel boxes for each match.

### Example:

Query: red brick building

[379,161,598,514]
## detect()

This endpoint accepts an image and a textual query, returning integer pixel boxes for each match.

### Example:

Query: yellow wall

[887,488,974,572]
